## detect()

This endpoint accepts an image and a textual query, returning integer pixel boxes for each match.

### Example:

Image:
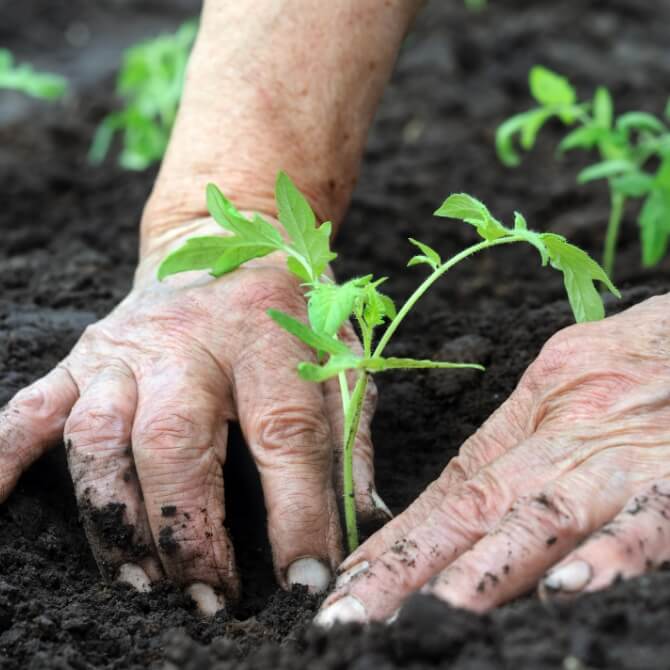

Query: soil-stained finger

[0,366,79,501]
[132,373,238,604]
[540,479,670,599]
[334,385,537,588]
[235,336,341,593]
[64,363,162,584]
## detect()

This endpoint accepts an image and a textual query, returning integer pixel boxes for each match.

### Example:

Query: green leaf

[407,238,442,269]
[0,48,68,100]
[616,112,666,135]
[297,355,484,383]
[210,242,278,276]
[307,281,360,336]
[529,66,576,107]
[593,87,613,129]
[542,235,620,322]
[514,212,528,231]
[496,111,538,166]
[157,237,231,280]
[362,357,485,373]
[558,125,603,153]
[577,159,636,184]
[520,109,554,150]
[638,188,670,267]
[298,355,362,382]
[361,285,396,330]
[267,309,351,356]
[275,171,337,282]
[611,172,655,197]
[434,193,508,241]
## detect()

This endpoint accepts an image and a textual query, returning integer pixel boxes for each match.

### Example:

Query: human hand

[0,216,387,615]
[317,294,670,624]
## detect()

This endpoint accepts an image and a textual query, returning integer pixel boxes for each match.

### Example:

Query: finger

[540,479,670,600]
[64,363,161,589]
[0,366,79,501]
[318,424,608,625]
[235,333,341,594]
[334,381,535,586]
[132,371,238,612]
[422,461,640,612]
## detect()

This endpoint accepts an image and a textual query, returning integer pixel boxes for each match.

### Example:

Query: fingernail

[287,557,332,594]
[186,582,226,617]
[386,608,400,624]
[116,563,151,593]
[314,595,367,628]
[543,560,592,593]
[335,560,370,588]
[371,490,393,519]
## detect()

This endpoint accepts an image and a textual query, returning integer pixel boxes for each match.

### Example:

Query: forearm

[140,0,423,256]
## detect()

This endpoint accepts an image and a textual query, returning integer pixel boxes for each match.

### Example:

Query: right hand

[0,216,387,614]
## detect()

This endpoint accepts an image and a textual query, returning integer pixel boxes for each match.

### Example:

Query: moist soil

[2,1,670,668]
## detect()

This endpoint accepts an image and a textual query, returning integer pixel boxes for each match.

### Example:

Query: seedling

[158,172,618,552]
[89,19,197,170]
[497,65,670,277]
[0,49,67,100]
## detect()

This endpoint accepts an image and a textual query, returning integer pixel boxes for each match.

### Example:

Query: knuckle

[12,382,61,423]
[65,404,131,449]
[254,405,332,459]
[456,470,511,531]
[505,489,586,548]
[134,410,202,452]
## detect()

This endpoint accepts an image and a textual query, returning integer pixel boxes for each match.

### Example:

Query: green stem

[602,189,625,279]
[342,372,368,553]
[373,236,520,358]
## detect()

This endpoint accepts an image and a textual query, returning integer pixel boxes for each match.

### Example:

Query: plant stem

[342,372,368,552]
[373,237,519,358]
[602,189,626,278]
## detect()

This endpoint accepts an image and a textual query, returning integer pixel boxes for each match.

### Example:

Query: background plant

[89,19,197,171]
[158,172,618,552]
[0,49,68,100]
[497,65,670,277]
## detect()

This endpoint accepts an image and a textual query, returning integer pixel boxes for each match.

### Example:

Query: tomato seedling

[497,65,670,277]
[89,19,197,170]
[158,172,619,552]
[0,49,67,100]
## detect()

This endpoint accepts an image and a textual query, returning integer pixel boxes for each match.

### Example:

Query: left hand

[316,293,670,624]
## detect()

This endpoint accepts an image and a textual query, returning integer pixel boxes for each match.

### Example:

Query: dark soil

[2,0,670,668]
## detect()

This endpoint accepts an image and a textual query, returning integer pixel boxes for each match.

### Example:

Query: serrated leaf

[577,159,635,184]
[157,237,231,279]
[210,242,278,276]
[558,125,603,153]
[408,238,441,269]
[361,285,396,329]
[307,281,359,336]
[616,112,666,135]
[542,235,620,322]
[275,171,337,282]
[593,87,613,129]
[267,309,351,356]
[529,66,576,107]
[638,188,670,267]
[434,193,508,241]
[611,172,655,197]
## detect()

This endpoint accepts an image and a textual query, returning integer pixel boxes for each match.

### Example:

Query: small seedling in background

[158,173,619,553]
[89,19,197,171]
[464,0,487,11]
[497,65,670,277]
[0,49,68,100]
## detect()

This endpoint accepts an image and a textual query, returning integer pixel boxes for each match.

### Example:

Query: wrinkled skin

[0,217,385,610]
[318,294,670,623]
